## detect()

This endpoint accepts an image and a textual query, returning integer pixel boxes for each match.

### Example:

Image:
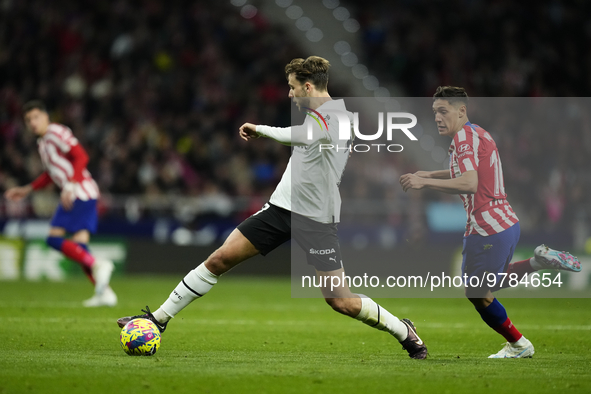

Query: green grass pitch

[0,276,590,394]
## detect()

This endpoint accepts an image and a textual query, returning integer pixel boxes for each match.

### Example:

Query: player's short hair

[433,86,469,106]
[22,100,47,114]
[285,56,330,91]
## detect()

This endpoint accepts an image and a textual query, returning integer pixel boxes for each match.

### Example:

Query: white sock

[154,263,219,322]
[354,295,408,342]
[529,257,544,270]
[512,335,528,347]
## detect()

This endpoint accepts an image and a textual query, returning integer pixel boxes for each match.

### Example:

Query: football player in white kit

[117,56,427,359]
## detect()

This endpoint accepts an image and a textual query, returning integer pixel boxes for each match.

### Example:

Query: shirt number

[490,150,505,197]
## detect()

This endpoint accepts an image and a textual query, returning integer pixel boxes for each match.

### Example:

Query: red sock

[61,239,95,269]
[506,258,535,278]
[493,317,523,342]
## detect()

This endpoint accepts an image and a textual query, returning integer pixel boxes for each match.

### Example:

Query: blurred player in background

[400,86,581,358]
[118,56,428,359]
[4,100,116,307]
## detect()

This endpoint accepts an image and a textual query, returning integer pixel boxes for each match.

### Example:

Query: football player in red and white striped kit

[4,100,116,307]
[400,86,581,358]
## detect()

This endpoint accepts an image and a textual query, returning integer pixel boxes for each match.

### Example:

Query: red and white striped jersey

[449,122,518,237]
[37,123,100,201]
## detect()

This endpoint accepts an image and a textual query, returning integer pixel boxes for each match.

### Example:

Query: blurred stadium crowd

[352,0,591,234]
[0,0,589,236]
[356,0,591,97]
[1,0,302,219]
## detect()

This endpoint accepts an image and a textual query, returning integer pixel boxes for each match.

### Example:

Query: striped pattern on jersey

[37,123,100,201]
[448,122,518,237]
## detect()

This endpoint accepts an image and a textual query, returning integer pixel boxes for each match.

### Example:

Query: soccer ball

[120,318,161,356]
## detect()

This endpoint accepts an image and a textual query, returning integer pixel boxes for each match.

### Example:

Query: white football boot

[83,286,118,307]
[488,337,535,358]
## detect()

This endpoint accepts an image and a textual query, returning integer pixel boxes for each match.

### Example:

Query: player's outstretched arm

[239,122,294,146]
[400,170,477,194]
[247,117,329,147]
[5,171,54,201]
[4,184,33,201]
[414,170,451,179]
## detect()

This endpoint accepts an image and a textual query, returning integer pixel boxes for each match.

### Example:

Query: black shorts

[237,203,343,272]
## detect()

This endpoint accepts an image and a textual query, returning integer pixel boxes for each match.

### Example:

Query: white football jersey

[256,99,353,223]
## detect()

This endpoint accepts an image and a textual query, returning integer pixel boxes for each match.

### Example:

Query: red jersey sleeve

[65,143,89,183]
[31,172,53,190]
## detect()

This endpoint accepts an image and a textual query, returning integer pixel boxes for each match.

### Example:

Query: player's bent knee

[324,297,341,311]
[71,230,90,244]
[48,227,66,237]
[205,248,233,275]
[203,228,260,275]
[325,297,354,316]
